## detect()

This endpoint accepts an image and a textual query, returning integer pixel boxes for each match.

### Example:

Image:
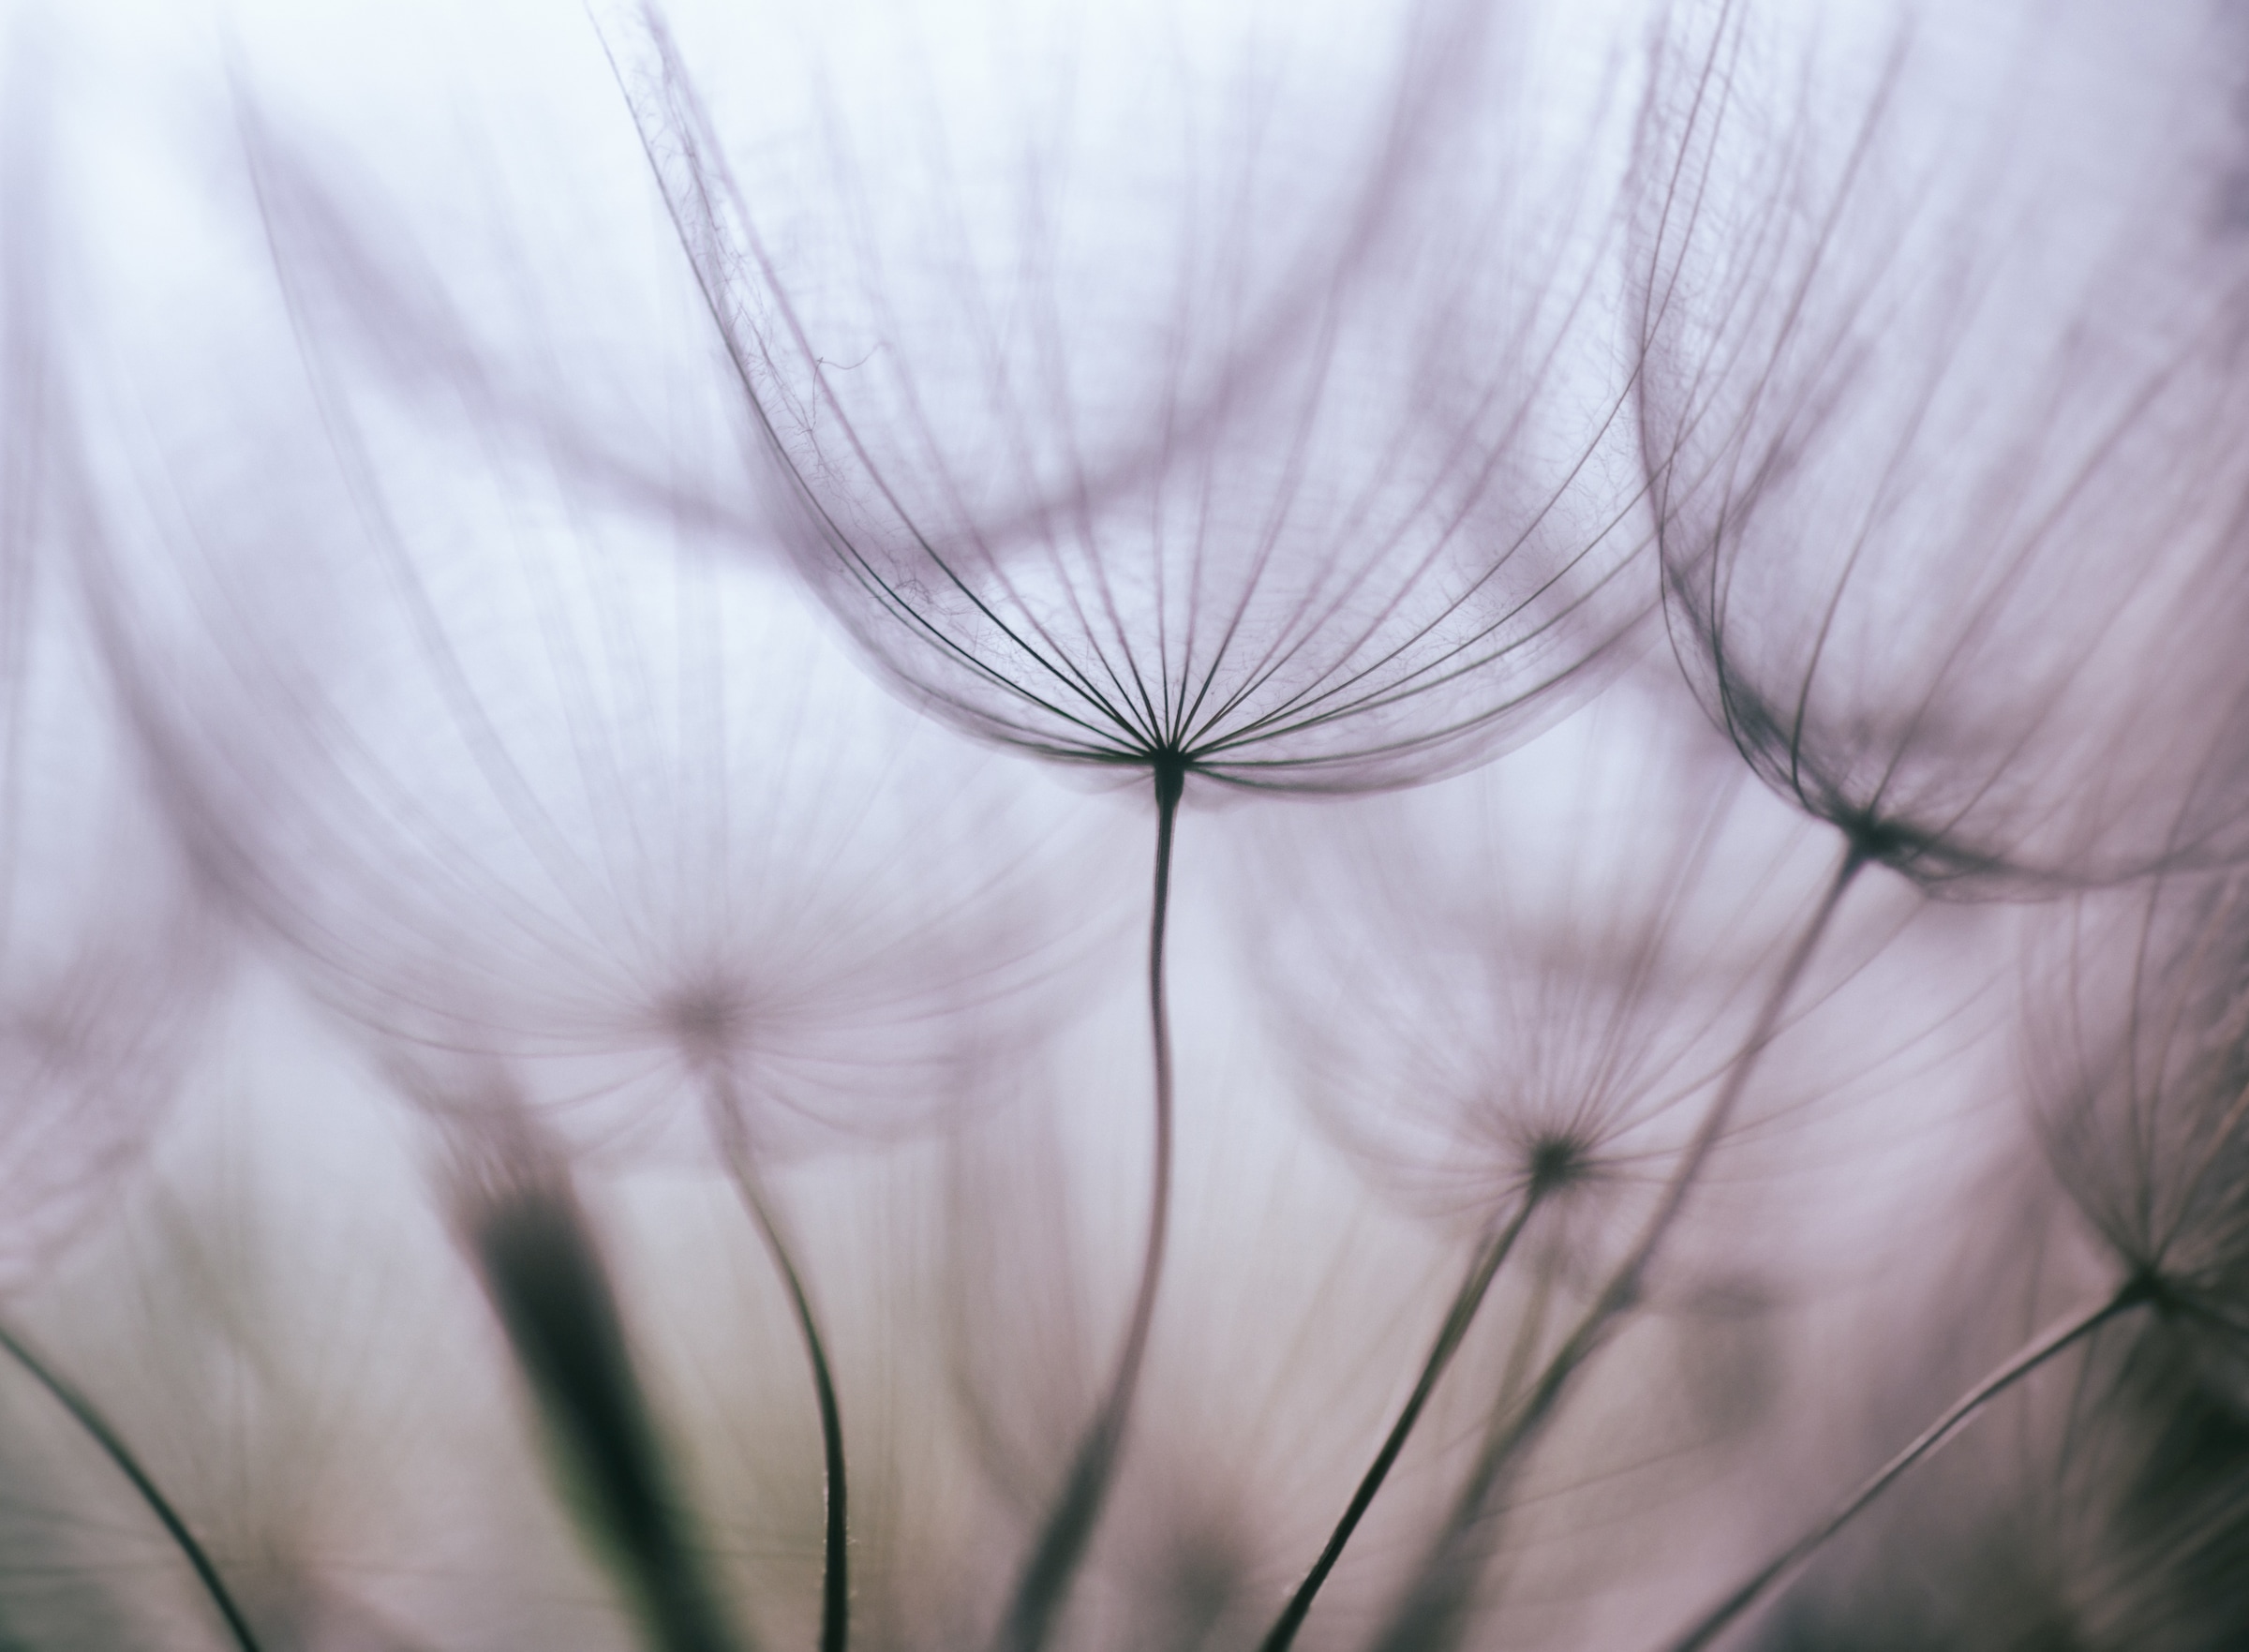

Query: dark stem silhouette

[1661,1277,2155,1652]
[464,1173,743,1652]
[1261,1188,1546,1652]
[994,757,1185,1652]
[711,1084,851,1652]
[1368,849,1868,1652]
[0,1317,265,1652]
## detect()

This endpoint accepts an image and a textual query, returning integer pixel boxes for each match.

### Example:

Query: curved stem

[994,759,1184,1652]
[710,1087,850,1652]
[0,1317,264,1652]
[1260,1191,1544,1652]
[1661,1280,2152,1652]
[1368,850,1866,1652]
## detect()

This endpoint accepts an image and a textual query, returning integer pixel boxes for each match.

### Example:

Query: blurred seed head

[1245,681,1846,1251]
[0,31,225,1296]
[2032,870,2249,1413]
[1635,0,2249,894]
[68,142,1120,1164]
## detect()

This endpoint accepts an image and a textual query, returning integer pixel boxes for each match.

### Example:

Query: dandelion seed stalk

[1490,1246,1558,1423]
[711,1083,850,1652]
[1260,1186,1546,1652]
[995,756,1184,1652]
[1661,1276,2157,1652]
[465,1173,743,1652]
[1369,847,1867,1652]
[0,1317,264,1652]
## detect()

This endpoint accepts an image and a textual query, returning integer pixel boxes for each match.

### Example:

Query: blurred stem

[1491,1250,1558,1421]
[1261,1190,1546,1652]
[0,1319,263,1652]
[464,1168,742,1652]
[710,1088,849,1652]
[1661,1278,2154,1652]
[994,758,1185,1652]
[1423,1249,1564,1615]
[1368,848,1868,1652]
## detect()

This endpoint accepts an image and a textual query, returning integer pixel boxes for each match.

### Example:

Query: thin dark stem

[1368,849,1866,1652]
[0,1317,264,1652]
[994,758,1184,1652]
[1661,1279,2153,1652]
[1260,1190,1544,1652]
[711,1088,850,1652]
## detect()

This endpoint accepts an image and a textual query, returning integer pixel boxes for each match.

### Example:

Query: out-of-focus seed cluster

[1,0,2246,1648]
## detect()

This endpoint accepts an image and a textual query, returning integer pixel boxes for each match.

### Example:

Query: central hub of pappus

[660,978,755,1067]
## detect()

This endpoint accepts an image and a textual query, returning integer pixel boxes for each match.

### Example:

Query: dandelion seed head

[74,157,1118,1167]
[1244,683,1843,1257]
[610,0,1657,796]
[2030,869,2249,1416]
[1637,0,2249,895]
